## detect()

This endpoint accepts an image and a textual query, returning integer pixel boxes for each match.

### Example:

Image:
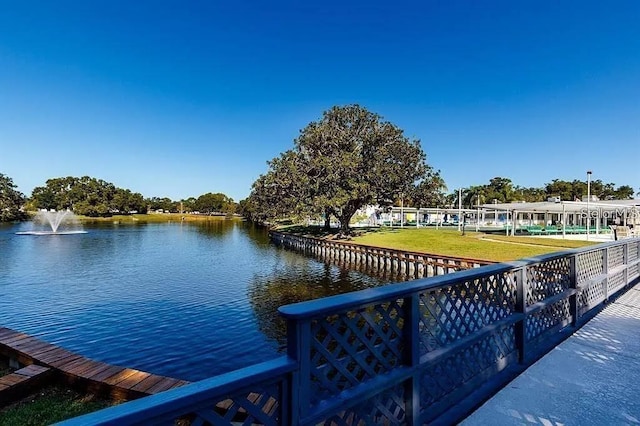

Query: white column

[458,188,462,232]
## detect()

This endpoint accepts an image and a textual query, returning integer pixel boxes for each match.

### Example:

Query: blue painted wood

[58,238,640,426]
[402,294,420,424]
[524,288,577,315]
[419,314,522,365]
[569,254,579,326]
[514,266,527,362]
[57,357,295,426]
[278,262,521,320]
[301,367,414,425]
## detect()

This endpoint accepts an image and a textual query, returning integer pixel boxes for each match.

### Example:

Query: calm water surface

[0,220,386,381]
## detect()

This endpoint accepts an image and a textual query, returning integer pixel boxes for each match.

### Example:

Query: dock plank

[146,377,182,394]
[0,365,53,407]
[1,333,32,346]
[49,354,84,369]
[129,374,165,393]
[62,359,96,375]
[114,371,152,389]
[0,328,17,340]
[70,360,105,377]
[28,344,62,358]
[77,362,113,379]
[8,336,41,350]
[0,375,26,386]
[11,339,52,354]
[0,326,191,403]
[15,364,50,377]
[103,368,140,386]
[36,348,76,364]
[89,366,125,383]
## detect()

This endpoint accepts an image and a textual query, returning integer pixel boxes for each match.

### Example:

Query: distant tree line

[29,176,147,216]
[146,193,236,215]
[452,177,636,209]
[0,173,237,221]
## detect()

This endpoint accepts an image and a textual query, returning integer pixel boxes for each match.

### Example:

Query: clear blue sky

[2,1,639,201]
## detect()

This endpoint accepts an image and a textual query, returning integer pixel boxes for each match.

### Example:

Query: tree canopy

[195,192,235,214]
[453,177,636,208]
[247,105,444,232]
[0,173,27,222]
[30,176,147,216]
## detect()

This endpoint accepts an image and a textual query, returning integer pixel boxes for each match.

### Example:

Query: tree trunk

[324,208,334,230]
[339,211,355,234]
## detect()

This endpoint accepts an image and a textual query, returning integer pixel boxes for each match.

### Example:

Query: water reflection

[249,254,386,347]
[0,220,391,380]
[191,219,238,239]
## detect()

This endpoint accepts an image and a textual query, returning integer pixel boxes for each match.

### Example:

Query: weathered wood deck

[0,326,190,401]
[0,364,53,405]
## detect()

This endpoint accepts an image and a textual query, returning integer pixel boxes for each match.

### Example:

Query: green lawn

[349,228,597,262]
[482,234,595,249]
[0,386,111,426]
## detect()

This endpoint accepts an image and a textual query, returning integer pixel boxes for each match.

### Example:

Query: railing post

[402,293,421,424]
[569,253,579,326]
[602,247,609,301]
[623,241,629,286]
[514,266,527,363]
[286,318,311,425]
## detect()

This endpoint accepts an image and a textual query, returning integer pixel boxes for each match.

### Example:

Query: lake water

[0,220,387,381]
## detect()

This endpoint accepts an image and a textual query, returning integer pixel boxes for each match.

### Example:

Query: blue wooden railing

[59,238,640,425]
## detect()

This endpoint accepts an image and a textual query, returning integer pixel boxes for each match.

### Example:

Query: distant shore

[75,213,242,223]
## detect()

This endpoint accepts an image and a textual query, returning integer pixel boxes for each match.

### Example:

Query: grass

[0,386,111,426]
[343,228,599,262]
[480,234,594,249]
[0,358,111,425]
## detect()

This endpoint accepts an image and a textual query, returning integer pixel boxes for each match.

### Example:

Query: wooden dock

[0,326,190,402]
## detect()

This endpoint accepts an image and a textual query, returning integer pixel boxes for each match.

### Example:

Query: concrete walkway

[463,283,640,426]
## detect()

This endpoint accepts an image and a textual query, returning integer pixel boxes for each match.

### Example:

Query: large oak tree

[0,173,26,222]
[248,105,441,233]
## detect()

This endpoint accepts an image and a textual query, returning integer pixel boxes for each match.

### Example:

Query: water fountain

[16,210,87,235]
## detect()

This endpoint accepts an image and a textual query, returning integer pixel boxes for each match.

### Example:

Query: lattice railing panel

[628,242,639,262]
[525,257,570,306]
[319,384,406,425]
[608,270,626,294]
[629,263,640,282]
[576,250,604,285]
[419,324,516,409]
[309,300,404,404]
[608,245,625,270]
[526,299,571,343]
[417,272,516,355]
[187,381,283,426]
[577,278,605,316]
